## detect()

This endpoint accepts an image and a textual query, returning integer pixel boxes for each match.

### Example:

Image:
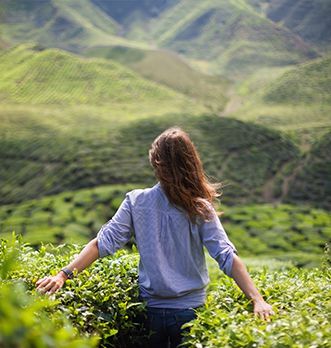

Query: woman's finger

[43,280,58,292]
[47,284,59,295]
[36,277,46,286]
[36,278,51,290]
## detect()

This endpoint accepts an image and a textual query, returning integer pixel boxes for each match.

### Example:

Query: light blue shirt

[97,182,238,308]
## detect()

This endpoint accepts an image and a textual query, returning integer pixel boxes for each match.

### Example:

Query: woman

[36,127,274,347]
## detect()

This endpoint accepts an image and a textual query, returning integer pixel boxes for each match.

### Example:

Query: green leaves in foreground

[1,237,330,347]
[1,238,147,348]
[184,266,331,347]
[0,237,98,348]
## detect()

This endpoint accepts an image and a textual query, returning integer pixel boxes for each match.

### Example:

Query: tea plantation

[0,236,330,347]
[1,183,330,265]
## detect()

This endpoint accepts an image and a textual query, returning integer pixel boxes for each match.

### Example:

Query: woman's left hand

[253,299,275,321]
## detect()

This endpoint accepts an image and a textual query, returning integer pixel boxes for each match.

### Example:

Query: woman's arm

[36,238,99,294]
[231,254,274,321]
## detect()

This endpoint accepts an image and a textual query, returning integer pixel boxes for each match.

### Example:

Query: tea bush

[183,265,331,348]
[1,236,330,347]
[0,238,98,348]
[0,237,147,348]
[1,186,330,263]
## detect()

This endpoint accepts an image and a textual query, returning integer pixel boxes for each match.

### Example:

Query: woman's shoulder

[126,183,162,206]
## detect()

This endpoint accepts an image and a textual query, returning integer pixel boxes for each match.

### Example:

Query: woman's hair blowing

[149,127,221,222]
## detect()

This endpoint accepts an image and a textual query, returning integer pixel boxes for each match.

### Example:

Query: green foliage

[0,237,98,348]
[264,56,331,105]
[1,236,330,347]
[183,267,331,347]
[1,185,330,261]
[285,130,331,209]
[1,238,147,348]
[0,184,136,246]
[221,203,331,260]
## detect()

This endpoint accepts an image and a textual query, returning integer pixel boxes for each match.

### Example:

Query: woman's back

[97,181,237,308]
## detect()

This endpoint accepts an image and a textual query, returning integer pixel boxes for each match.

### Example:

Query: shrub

[0,237,97,348]
[183,267,331,347]
[1,237,147,348]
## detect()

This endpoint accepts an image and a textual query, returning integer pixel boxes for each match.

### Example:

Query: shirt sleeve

[199,209,238,278]
[96,194,133,258]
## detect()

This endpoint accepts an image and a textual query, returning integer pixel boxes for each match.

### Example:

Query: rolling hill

[285,130,331,209]
[0,0,330,220]
[118,0,318,79]
[0,108,300,206]
[249,0,331,51]
[227,55,331,148]
[84,45,229,111]
[0,0,147,51]
[0,44,206,204]
[0,0,320,81]
[263,55,331,105]
[0,43,192,105]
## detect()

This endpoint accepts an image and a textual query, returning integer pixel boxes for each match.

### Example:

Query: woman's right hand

[36,272,67,295]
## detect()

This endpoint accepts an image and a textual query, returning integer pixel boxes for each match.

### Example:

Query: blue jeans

[146,307,198,348]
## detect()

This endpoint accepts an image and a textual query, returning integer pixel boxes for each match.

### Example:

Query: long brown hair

[149,127,221,222]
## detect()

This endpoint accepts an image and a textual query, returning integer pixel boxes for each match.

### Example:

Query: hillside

[0,0,146,50]
[227,56,331,148]
[0,110,300,205]
[0,0,320,81]
[121,0,318,79]
[249,0,331,50]
[0,44,191,105]
[91,0,174,27]
[263,55,331,105]
[285,130,331,210]
[84,45,229,111]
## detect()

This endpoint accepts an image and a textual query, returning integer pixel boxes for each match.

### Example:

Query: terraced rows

[0,183,329,260]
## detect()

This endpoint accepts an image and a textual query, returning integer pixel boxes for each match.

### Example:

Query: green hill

[1,0,319,80]
[263,55,331,105]
[91,0,173,27]
[250,0,331,51]
[285,131,331,209]
[84,45,229,112]
[0,111,300,205]
[0,44,194,105]
[123,0,318,79]
[228,56,331,147]
[0,0,146,50]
